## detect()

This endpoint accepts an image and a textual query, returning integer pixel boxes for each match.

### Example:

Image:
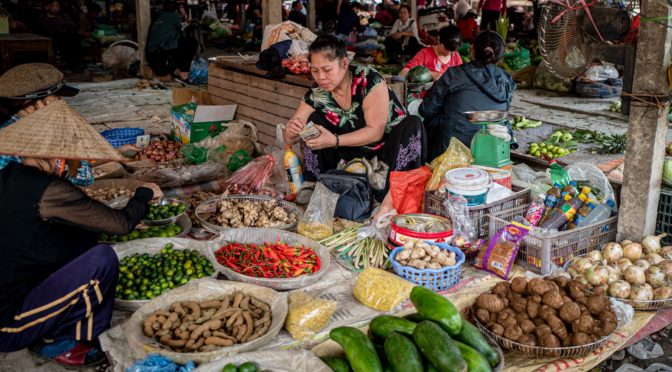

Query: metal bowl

[142,198,187,226]
[195,195,301,233]
[464,110,509,123]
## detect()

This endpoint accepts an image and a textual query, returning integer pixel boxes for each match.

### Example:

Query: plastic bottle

[549,161,571,187]
[571,195,594,227]
[524,194,547,226]
[561,181,579,199]
[540,194,583,230]
[577,199,615,226]
[283,145,304,196]
[539,183,562,224]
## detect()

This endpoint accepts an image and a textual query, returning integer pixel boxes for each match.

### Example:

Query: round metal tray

[473,313,613,357]
[112,237,217,312]
[142,198,187,226]
[195,195,301,233]
[563,255,672,311]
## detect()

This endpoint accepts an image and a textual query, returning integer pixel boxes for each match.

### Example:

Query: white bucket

[444,167,492,206]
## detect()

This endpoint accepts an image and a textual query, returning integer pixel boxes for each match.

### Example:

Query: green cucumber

[321,356,352,372]
[384,332,424,372]
[330,327,383,372]
[410,286,462,336]
[369,316,417,339]
[412,321,466,372]
[454,321,500,367]
[221,364,238,372]
[403,312,425,322]
[426,365,439,372]
[456,341,492,372]
[238,362,257,372]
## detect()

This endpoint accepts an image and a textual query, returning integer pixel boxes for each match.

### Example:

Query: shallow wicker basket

[195,195,301,233]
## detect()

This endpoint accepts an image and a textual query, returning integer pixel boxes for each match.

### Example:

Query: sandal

[30,339,108,370]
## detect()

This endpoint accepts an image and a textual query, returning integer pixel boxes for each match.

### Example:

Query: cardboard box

[171,103,237,144]
[172,87,213,106]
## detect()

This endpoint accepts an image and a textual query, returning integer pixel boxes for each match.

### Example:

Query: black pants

[146,37,198,77]
[384,36,422,61]
[302,114,427,202]
[480,9,501,31]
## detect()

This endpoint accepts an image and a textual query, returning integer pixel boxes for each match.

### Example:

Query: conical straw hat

[0,100,125,161]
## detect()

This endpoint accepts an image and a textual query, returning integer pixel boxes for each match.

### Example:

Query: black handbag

[318,170,372,222]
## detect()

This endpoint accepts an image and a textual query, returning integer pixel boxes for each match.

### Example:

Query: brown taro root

[492,281,511,297]
[476,294,505,313]
[527,301,540,319]
[515,312,530,323]
[504,325,524,341]
[587,295,610,316]
[497,312,517,329]
[519,334,537,346]
[600,310,617,325]
[572,332,592,346]
[538,305,557,321]
[539,333,561,348]
[490,323,505,336]
[546,315,568,340]
[529,295,542,303]
[528,278,555,296]
[511,297,528,313]
[572,314,595,334]
[535,324,552,338]
[553,276,570,289]
[520,319,535,334]
[475,308,490,324]
[503,307,517,318]
[559,301,581,323]
[511,277,528,294]
[568,283,587,301]
[542,290,565,309]
[533,318,546,327]
[599,319,617,337]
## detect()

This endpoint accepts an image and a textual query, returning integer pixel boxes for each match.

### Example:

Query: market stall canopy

[0,100,125,161]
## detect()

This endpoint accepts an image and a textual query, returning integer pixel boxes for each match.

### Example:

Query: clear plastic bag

[284,292,337,341]
[444,194,476,242]
[221,155,276,195]
[427,138,474,191]
[352,267,414,312]
[581,63,619,82]
[297,183,339,241]
[566,162,616,205]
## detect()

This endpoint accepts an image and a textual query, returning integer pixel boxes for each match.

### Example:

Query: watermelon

[406,66,433,84]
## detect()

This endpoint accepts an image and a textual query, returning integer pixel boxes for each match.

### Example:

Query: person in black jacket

[288,1,307,26]
[419,31,516,162]
[0,100,159,368]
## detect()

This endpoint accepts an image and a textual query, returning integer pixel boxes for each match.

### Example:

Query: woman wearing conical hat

[0,100,159,368]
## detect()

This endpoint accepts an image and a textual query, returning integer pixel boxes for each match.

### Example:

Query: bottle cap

[578,194,587,202]
[538,194,546,199]
[607,199,616,208]
[554,183,562,188]
[570,181,578,187]
[563,194,572,201]
[588,202,596,208]
[581,186,592,194]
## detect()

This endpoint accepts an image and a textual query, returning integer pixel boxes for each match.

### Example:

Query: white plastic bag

[582,63,619,82]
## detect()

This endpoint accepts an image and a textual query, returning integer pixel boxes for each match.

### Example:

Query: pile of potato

[134,140,184,162]
[473,276,617,349]
[143,291,272,353]
[84,186,134,202]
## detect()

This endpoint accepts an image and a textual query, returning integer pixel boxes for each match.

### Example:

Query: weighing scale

[466,111,512,168]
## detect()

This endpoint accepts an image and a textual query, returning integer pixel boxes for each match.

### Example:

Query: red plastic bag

[220,155,281,197]
[389,166,432,214]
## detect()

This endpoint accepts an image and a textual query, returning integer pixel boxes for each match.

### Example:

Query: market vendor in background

[283,34,426,220]
[458,9,480,44]
[0,100,161,368]
[399,26,463,81]
[477,0,507,31]
[0,63,94,187]
[384,5,423,62]
[145,0,198,80]
[419,31,516,161]
[288,1,307,26]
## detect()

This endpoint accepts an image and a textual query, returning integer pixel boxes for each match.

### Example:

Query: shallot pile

[567,234,672,303]
[134,140,184,162]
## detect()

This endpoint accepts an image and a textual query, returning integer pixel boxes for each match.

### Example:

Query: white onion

[577,275,590,287]
[587,250,603,262]
[647,253,665,265]
[621,240,634,246]
[605,265,621,284]
[659,260,672,277]
[617,258,633,273]
[624,265,646,285]
[635,259,651,270]
[630,283,654,301]
[660,246,672,260]
[586,265,609,286]
[574,257,595,274]
[608,280,632,299]
[654,286,672,300]
[642,233,666,255]
[646,266,667,287]
[567,266,580,278]
[623,243,643,261]
[602,243,623,264]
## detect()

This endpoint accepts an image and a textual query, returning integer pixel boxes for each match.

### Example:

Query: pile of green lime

[100,224,183,242]
[116,244,215,301]
[146,202,186,221]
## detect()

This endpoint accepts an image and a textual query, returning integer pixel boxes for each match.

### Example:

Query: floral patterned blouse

[303,65,407,149]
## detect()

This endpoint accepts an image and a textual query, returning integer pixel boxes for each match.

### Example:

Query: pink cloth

[404,47,463,75]
[480,0,506,12]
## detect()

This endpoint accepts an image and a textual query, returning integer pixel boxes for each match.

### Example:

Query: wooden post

[617,1,672,240]
[136,0,152,78]
[307,0,316,31]
[410,0,418,22]
[262,0,282,29]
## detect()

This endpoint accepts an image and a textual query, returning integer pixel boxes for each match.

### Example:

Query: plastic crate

[424,186,531,238]
[656,186,672,245]
[489,203,618,275]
